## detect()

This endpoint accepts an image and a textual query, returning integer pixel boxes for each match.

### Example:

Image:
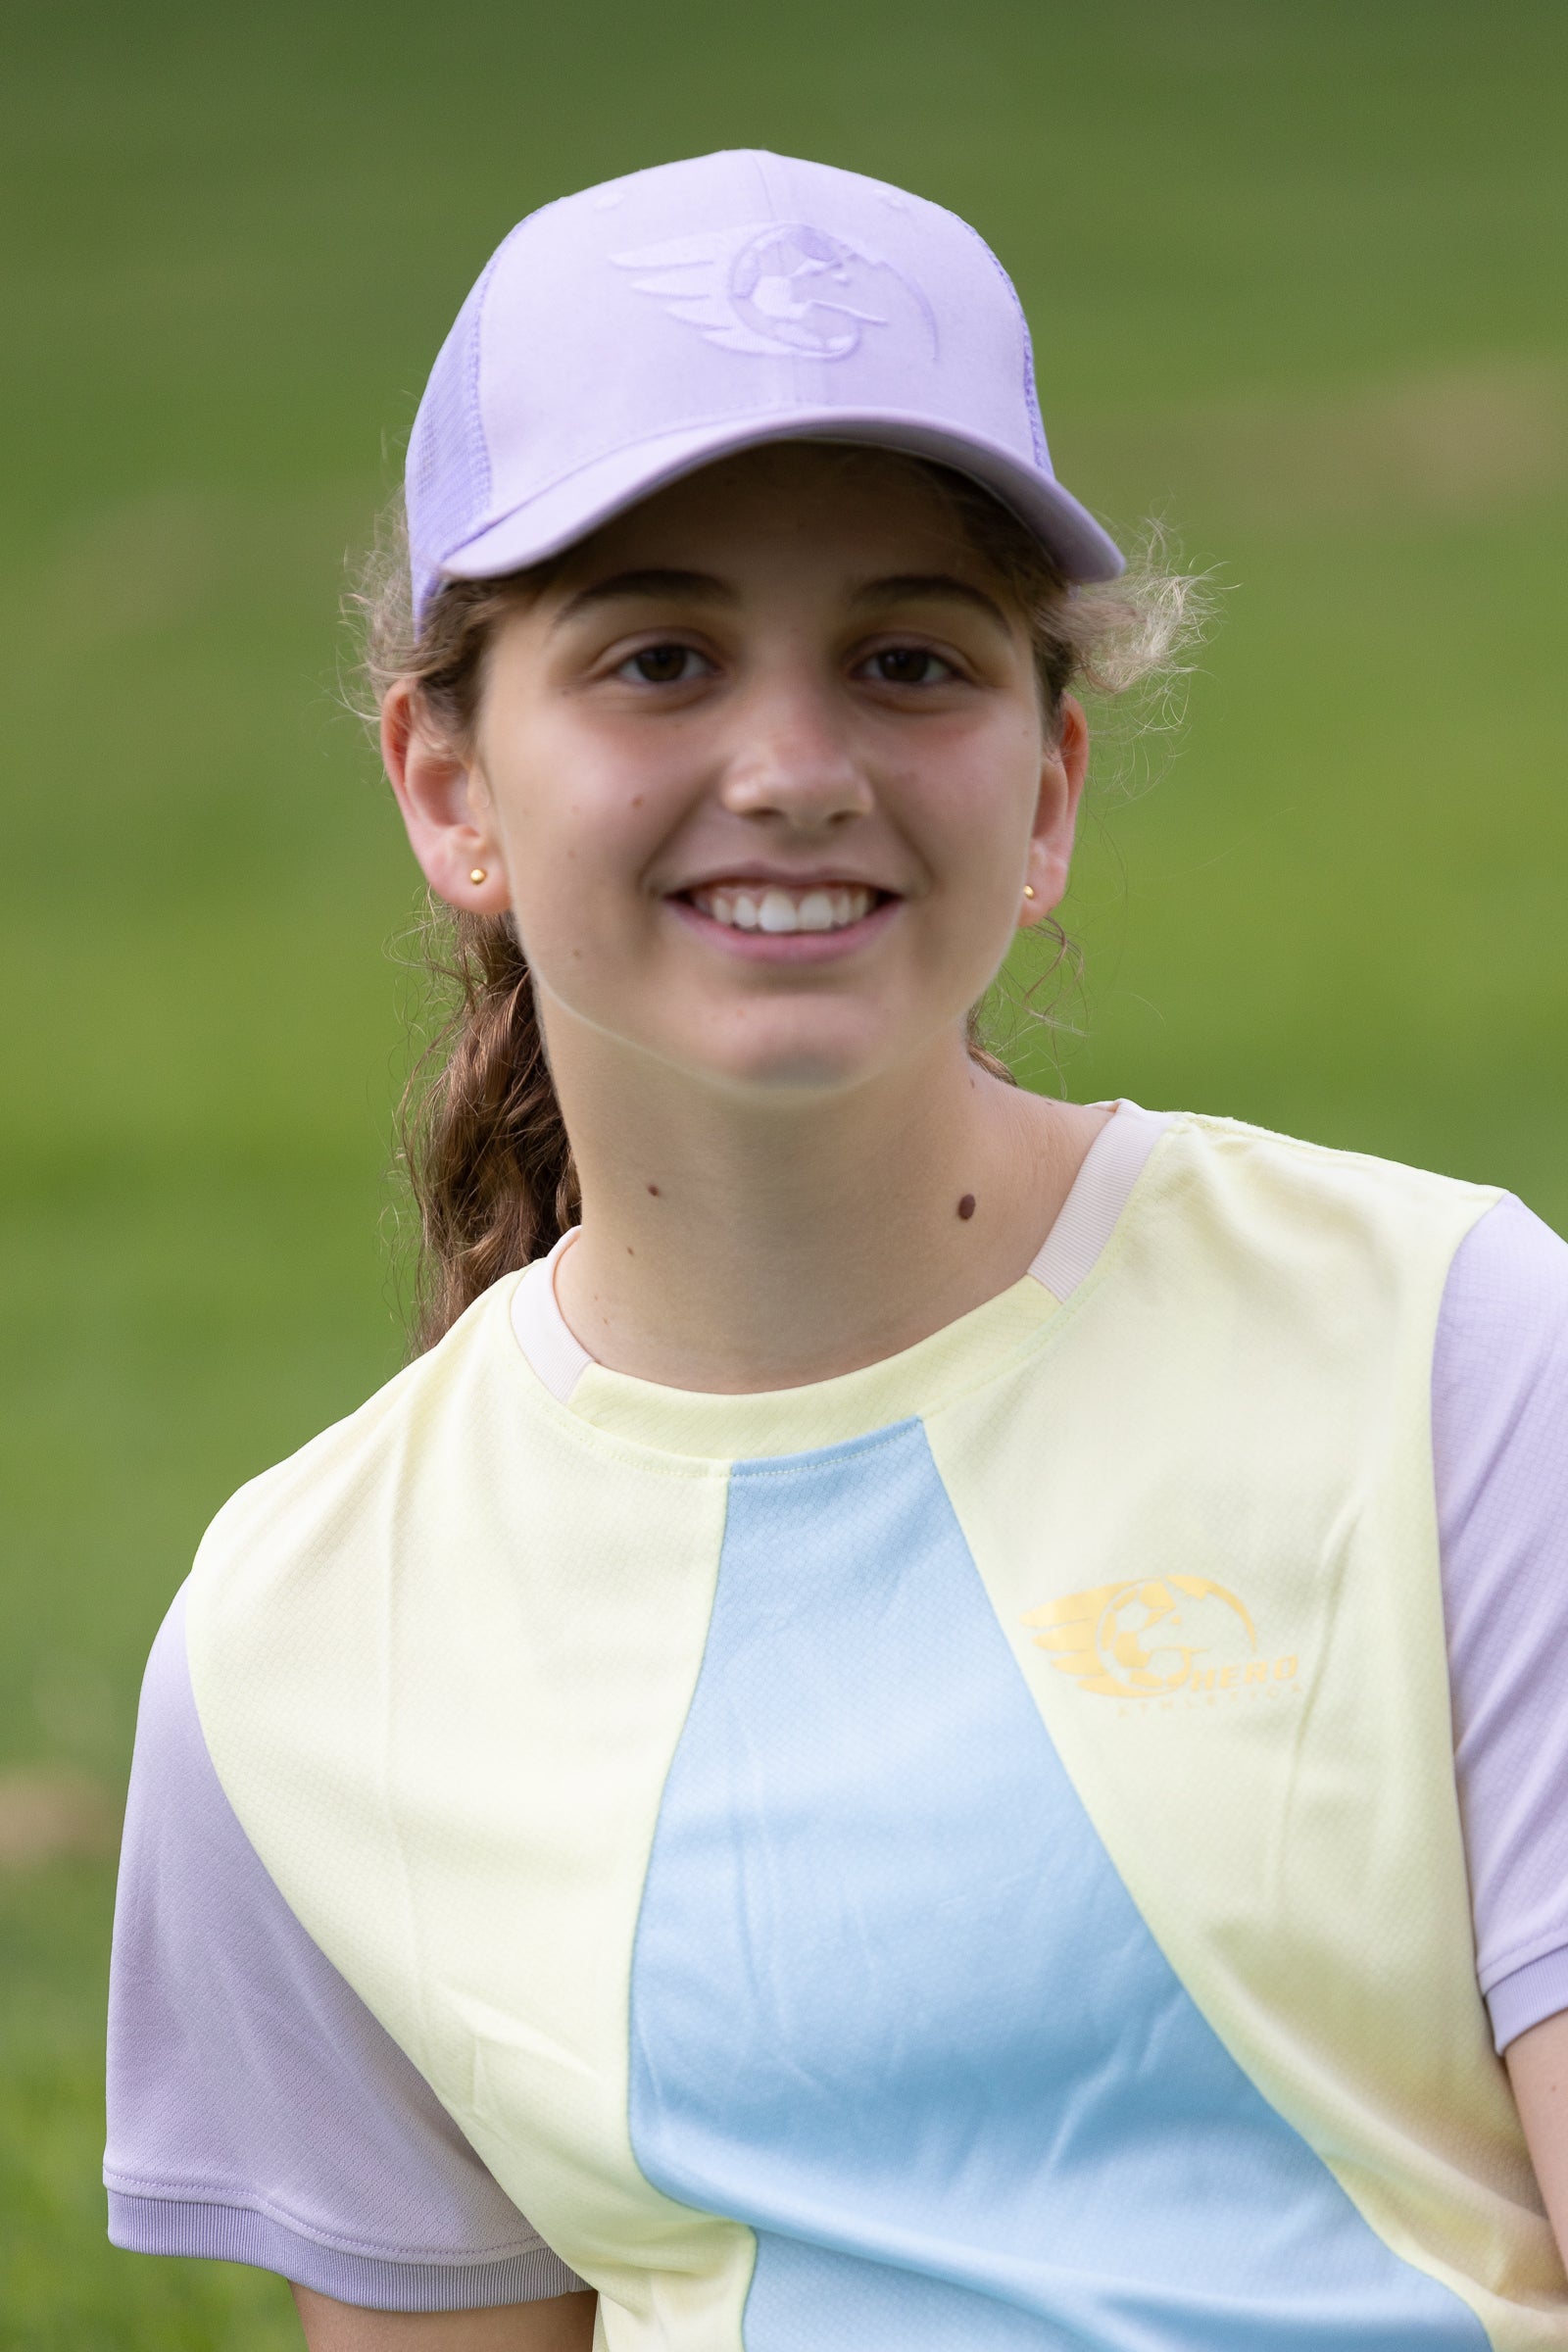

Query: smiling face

[389,444,1087,1101]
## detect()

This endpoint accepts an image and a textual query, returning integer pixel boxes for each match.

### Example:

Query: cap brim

[438,409,1124,592]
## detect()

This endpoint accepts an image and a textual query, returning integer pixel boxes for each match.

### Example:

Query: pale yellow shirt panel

[186,1293,755,2346]
[927,1119,1565,2346]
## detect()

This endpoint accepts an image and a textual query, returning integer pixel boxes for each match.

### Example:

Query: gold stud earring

[468,867,488,886]
[1022,884,1037,901]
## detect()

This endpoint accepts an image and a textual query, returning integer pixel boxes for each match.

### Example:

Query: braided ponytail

[356,459,1205,1351]
[399,906,578,1352]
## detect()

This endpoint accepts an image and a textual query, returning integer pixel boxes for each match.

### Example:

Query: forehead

[551,442,997,587]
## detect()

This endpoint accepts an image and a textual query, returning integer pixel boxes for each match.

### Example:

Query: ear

[380,680,513,914]
[1020,693,1089,923]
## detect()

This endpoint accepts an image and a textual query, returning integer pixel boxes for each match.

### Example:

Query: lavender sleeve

[104,1586,587,2311]
[1436,1194,1568,2053]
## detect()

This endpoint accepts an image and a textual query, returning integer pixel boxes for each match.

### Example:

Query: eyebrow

[551,568,737,626]
[549,565,1012,633]
[850,573,1012,630]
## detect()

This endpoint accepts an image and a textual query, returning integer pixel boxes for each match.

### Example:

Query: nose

[717,668,874,831]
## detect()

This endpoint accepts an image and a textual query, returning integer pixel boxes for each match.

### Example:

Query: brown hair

[357,455,1205,1349]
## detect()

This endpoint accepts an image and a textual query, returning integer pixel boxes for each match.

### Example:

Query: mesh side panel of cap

[406,265,496,627]
[950,213,1049,471]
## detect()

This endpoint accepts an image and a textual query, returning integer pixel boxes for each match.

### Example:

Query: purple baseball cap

[406,149,1124,627]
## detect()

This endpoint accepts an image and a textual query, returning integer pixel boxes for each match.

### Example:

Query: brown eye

[868,647,953,686]
[620,644,703,685]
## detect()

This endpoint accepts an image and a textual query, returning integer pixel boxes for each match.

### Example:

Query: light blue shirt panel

[626,1421,1487,2351]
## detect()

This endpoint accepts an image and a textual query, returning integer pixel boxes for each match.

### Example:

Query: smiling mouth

[684,882,887,935]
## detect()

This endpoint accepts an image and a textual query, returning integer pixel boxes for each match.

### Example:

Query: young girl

[105,151,1568,2352]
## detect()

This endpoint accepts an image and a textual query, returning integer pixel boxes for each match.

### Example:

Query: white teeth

[693,884,875,935]
[692,886,876,934]
[758,889,797,933]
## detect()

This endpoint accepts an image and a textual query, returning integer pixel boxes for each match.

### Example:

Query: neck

[548,1022,1108,1393]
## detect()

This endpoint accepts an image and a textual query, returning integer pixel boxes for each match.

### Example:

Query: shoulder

[1438,1191,1568,1372]
[1433,1192,1568,1565]
[188,1273,530,1608]
[1167,1108,1498,1219]
[179,1270,557,1804]
[109,1594,579,2303]
[1433,1191,1568,1573]
[178,1267,595,1902]
[1136,1110,1501,1304]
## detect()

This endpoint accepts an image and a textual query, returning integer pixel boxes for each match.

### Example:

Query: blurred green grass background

[2,1,1564,2341]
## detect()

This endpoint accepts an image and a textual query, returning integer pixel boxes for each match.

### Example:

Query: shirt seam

[103,2173,544,2268]
[1180,1109,1504,1207]
[726,1417,923,1479]
[1479,1931,1568,1997]
[493,1117,1189,1475]
[496,1115,1499,1474]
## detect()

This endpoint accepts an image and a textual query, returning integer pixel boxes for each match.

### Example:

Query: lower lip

[666,895,902,961]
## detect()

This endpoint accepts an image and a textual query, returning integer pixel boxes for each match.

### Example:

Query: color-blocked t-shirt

[105,1105,1568,2331]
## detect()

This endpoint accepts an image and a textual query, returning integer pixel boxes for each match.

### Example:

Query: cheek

[906,737,1044,995]
[486,738,678,984]
[912,725,1040,893]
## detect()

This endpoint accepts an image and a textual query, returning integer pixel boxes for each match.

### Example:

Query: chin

[696,1023,891,1099]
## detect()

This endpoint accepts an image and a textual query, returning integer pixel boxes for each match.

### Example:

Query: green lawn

[2,2,1565,2340]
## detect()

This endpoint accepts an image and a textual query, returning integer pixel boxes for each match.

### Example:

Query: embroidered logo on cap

[612,222,935,360]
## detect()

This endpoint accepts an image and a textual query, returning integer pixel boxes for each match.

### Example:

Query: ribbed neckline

[506,1102,1175,1461]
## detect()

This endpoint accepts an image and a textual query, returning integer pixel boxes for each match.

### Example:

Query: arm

[292,2285,597,2351]
[1506,2014,1568,2268]
[1433,1196,1568,2271]
[107,1591,587,2312]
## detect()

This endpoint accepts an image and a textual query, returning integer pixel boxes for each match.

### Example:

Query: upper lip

[671,868,899,897]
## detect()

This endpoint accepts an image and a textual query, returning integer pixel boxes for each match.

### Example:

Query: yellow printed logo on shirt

[1023,1576,1298,1700]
